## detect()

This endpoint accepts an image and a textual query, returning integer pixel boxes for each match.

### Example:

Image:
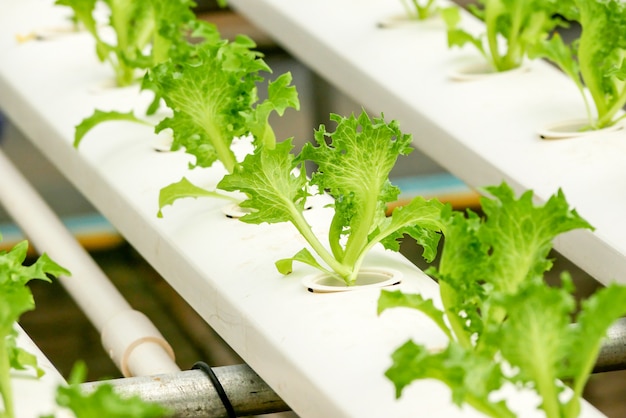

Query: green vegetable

[147,36,299,172]
[71,20,225,148]
[379,183,626,418]
[441,0,567,72]
[530,0,626,129]
[73,110,152,148]
[157,177,238,218]
[55,0,199,87]
[149,33,299,216]
[218,111,445,286]
[42,362,170,418]
[69,18,299,218]
[400,0,438,20]
[0,238,69,418]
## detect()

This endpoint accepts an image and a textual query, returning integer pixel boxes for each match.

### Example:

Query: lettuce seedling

[378,183,626,418]
[71,20,225,148]
[400,0,438,21]
[69,19,299,217]
[0,238,69,418]
[441,0,568,72]
[42,362,170,418]
[147,36,299,173]
[530,0,626,129]
[55,0,199,87]
[218,111,445,286]
[149,34,299,216]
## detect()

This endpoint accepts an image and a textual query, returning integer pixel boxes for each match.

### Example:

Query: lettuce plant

[0,238,69,418]
[70,20,300,215]
[378,183,626,418]
[441,0,568,72]
[71,19,225,148]
[150,33,299,216]
[147,36,299,173]
[400,0,438,20]
[55,0,200,87]
[531,0,626,130]
[218,111,445,286]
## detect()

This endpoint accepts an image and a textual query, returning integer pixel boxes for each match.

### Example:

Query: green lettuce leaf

[532,0,626,129]
[157,177,237,218]
[56,0,200,87]
[479,184,593,295]
[242,72,300,149]
[379,184,612,418]
[147,34,299,174]
[220,110,444,285]
[443,0,567,71]
[496,280,575,417]
[378,290,452,340]
[386,340,514,417]
[73,110,151,148]
[0,240,69,418]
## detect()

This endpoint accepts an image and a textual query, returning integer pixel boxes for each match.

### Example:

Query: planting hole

[449,61,530,81]
[538,118,624,140]
[303,268,402,293]
[222,203,252,219]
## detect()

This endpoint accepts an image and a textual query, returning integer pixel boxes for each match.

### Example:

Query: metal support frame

[80,364,290,417]
[595,317,626,373]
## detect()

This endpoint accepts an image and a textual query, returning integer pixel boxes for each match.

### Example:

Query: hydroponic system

[2,0,626,417]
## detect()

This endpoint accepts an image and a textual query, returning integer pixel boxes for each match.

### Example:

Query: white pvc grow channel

[226,0,626,287]
[0,1,610,417]
[10,326,69,417]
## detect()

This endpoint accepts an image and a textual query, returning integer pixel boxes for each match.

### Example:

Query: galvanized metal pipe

[78,318,626,418]
[80,364,290,417]
[595,317,626,373]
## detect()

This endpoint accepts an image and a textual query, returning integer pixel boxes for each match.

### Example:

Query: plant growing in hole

[530,0,626,130]
[42,362,170,418]
[440,0,569,72]
[70,19,225,146]
[151,33,300,216]
[218,110,445,286]
[400,0,439,21]
[0,237,69,418]
[71,23,299,216]
[55,0,208,88]
[378,183,626,418]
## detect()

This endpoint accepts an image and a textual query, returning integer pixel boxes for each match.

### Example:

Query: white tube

[101,310,176,377]
[0,149,179,376]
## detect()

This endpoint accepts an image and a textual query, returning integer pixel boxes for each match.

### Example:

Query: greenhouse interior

[2,0,626,417]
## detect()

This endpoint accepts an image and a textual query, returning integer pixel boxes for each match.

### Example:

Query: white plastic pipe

[0,148,179,377]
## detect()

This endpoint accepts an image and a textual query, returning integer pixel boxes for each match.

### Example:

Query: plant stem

[535,368,561,418]
[202,120,237,174]
[484,0,504,71]
[564,344,600,418]
[596,87,626,128]
[341,193,377,280]
[439,281,473,349]
[578,36,608,124]
[501,0,524,70]
[417,0,436,20]
[114,61,136,87]
[0,337,14,418]
[287,204,352,280]
[328,213,345,262]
